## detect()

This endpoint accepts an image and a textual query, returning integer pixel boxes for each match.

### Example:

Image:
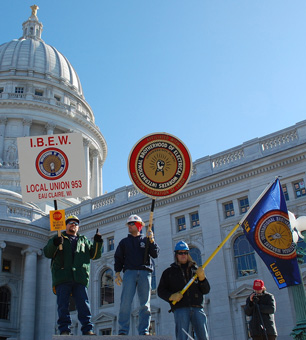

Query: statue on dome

[30,4,39,17]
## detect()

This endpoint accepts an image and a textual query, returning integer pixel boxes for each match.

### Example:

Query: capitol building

[0,5,306,340]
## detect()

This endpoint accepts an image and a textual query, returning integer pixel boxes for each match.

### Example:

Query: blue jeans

[56,282,93,335]
[173,307,209,340]
[118,269,152,335]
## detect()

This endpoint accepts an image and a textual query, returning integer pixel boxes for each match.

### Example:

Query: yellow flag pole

[172,179,277,305]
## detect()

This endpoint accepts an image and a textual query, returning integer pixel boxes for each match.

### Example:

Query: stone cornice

[81,152,306,229]
[0,225,49,242]
[0,100,107,162]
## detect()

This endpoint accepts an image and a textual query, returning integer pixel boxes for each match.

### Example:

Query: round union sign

[35,147,69,180]
[128,133,192,198]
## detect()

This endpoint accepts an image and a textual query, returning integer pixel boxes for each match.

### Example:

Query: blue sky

[2,1,306,193]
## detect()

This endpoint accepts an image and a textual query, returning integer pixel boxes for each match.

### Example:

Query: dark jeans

[173,307,209,340]
[56,282,93,335]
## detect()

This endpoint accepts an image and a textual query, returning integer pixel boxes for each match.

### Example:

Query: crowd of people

[44,213,277,339]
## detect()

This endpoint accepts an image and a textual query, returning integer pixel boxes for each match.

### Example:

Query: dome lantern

[20,5,43,42]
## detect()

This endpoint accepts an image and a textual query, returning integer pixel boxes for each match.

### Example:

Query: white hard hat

[126,214,145,226]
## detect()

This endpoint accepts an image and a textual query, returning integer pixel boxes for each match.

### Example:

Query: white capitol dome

[0,5,107,210]
[0,6,83,99]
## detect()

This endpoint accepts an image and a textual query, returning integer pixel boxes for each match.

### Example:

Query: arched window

[189,247,202,266]
[100,268,114,306]
[234,235,257,277]
[0,286,11,320]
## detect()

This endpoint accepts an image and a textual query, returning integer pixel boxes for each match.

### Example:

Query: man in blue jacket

[44,215,103,336]
[114,214,160,335]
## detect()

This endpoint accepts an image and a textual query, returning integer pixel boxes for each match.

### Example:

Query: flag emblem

[254,210,296,259]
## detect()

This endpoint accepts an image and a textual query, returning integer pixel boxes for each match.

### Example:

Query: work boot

[83,330,96,335]
[60,331,71,335]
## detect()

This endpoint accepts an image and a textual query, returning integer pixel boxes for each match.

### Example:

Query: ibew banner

[242,178,301,289]
[17,133,87,202]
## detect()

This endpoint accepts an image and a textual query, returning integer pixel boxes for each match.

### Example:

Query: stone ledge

[53,336,173,340]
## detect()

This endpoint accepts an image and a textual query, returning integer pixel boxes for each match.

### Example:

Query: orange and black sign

[128,133,192,198]
[49,209,66,231]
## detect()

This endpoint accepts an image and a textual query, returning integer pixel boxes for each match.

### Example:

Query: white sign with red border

[17,133,87,202]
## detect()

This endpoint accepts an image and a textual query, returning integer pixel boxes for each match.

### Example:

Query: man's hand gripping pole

[172,222,241,305]
[172,179,275,305]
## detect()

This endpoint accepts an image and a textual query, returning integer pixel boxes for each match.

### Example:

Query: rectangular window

[107,237,114,251]
[15,87,24,93]
[282,184,289,201]
[224,202,235,218]
[2,259,11,273]
[294,180,306,198]
[190,212,200,228]
[0,88,3,93]
[54,95,61,101]
[35,89,43,96]
[100,329,112,335]
[239,198,249,214]
[177,216,186,232]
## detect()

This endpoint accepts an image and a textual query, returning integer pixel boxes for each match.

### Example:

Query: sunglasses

[68,221,79,226]
[177,251,189,255]
[127,222,135,226]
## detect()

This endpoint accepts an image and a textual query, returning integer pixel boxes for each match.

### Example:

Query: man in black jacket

[158,241,210,340]
[114,214,160,335]
[244,279,277,340]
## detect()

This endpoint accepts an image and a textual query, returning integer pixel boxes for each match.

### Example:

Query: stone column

[45,122,56,135]
[22,119,32,137]
[83,139,90,197]
[99,160,103,195]
[35,255,57,340]
[0,117,7,163]
[20,247,42,340]
[92,150,99,198]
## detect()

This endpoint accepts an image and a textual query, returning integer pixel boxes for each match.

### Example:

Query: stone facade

[0,6,305,340]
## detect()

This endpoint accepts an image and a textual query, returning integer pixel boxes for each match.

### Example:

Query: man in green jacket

[44,215,103,336]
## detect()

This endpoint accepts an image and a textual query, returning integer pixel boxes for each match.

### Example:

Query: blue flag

[242,178,301,289]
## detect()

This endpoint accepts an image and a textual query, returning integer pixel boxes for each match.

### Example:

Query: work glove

[53,236,63,247]
[169,292,183,303]
[115,272,123,286]
[94,232,102,243]
[147,230,155,243]
[196,267,205,281]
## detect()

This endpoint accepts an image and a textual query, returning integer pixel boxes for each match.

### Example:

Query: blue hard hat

[174,241,189,252]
